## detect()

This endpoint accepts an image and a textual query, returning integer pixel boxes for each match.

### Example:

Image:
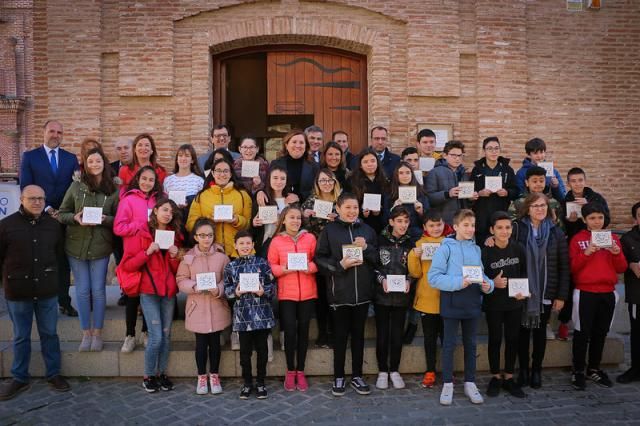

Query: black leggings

[315,275,334,337]
[518,304,551,371]
[332,303,369,378]
[125,296,147,336]
[239,329,270,386]
[280,299,315,371]
[486,308,521,375]
[195,331,222,375]
[572,291,616,372]
[374,304,406,372]
[421,313,443,372]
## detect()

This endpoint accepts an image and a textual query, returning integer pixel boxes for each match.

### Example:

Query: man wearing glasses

[0,185,71,400]
[197,124,241,171]
[426,140,478,225]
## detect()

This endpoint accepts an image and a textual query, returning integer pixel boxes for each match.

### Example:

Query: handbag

[116,264,142,297]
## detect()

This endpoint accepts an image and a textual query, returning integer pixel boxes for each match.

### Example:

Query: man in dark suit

[19,120,78,316]
[110,137,132,176]
[370,126,400,179]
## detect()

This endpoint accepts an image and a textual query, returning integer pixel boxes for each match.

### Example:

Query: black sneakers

[486,377,501,397]
[255,384,268,399]
[572,371,586,390]
[332,377,346,396]
[617,367,640,384]
[587,369,613,388]
[158,374,174,391]
[502,378,526,398]
[350,376,371,395]
[239,384,252,399]
[143,376,160,393]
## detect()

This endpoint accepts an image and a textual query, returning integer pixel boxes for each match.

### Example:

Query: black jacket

[0,208,62,301]
[344,176,387,234]
[270,156,319,201]
[511,219,570,302]
[374,227,414,307]
[471,156,518,242]
[315,219,378,307]
[561,187,609,240]
[621,225,640,304]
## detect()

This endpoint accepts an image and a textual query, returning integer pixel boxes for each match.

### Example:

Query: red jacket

[120,226,181,298]
[267,231,318,301]
[569,229,628,293]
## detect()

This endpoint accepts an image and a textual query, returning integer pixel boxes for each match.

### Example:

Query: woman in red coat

[119,197,182,393]
[267,205,318,392]
[118,133,167,190]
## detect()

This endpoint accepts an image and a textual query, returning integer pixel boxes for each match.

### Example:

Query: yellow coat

[408,233,446,314]
[186,183,252,257]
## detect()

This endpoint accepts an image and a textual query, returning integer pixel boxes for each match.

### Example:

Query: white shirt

[43,145,59,165]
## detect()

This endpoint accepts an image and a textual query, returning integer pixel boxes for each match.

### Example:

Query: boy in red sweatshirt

[569,202,627,390]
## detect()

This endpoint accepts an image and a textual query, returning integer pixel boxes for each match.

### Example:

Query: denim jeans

[442,317,478,383]
[6,296,61,383]
[140,294,175,377]
[68,256,109,330]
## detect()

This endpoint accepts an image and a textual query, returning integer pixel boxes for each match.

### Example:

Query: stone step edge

[0,336,625,378]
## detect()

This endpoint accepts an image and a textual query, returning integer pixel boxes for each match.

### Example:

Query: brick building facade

[0,0,638,226]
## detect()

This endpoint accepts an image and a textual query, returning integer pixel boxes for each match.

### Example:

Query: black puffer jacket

[511,219,570,302]
[374,227,414,307]
[315,219,378,307]
[0,208,62,301]
[621,225,640,305]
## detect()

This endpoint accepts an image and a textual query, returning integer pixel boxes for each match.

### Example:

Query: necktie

[378,153,384,162]
[50,150,58,175]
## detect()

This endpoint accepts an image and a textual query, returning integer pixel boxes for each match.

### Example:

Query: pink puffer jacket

[176,244,232,334]
[267,231,318,301]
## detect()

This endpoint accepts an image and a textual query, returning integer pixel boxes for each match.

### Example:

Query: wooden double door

[213,47,368,159]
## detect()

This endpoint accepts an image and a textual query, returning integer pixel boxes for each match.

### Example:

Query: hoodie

[569,229,627,293]
[428,235,494,319]
[514,157,566,202]
[561,188,609,240]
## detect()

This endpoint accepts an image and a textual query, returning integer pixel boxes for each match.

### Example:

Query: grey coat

[425,159,469,225]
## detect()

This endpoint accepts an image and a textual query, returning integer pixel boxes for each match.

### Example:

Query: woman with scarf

[511,193,569,389]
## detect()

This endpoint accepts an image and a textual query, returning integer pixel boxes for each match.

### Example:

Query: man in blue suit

[20,120,78,316]
[369,126,400,179]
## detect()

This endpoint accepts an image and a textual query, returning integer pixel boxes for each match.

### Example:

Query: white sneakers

[376,372,389,389]
[196,375,208,395]
[209,373,223,395]
[440,383,454,405]
[375,372,405,390]
[121,335,136,353]
[389,372,405,389]
[464,382,484,404]
[440,382,484,405]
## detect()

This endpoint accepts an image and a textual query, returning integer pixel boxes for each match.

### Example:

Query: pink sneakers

[296,371,309,391]
[284,370,296,391]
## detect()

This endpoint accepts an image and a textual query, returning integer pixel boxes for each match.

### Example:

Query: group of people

[1,120,639,406]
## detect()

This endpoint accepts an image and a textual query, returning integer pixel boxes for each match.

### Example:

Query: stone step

[0,335,624,378]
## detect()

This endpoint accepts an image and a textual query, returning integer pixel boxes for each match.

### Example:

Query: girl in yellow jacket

[187,158,252,257]
[408,210,454,389]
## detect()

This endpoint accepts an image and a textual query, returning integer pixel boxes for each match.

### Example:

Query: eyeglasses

[24,197,45,203]
[530,203,548,209]
[447,153,464,159]
[196,233,214,239]
[240,146,257,150]
[372,137,387,142]
[213,169,231,175]
[318,179,335,184]
[213,134,229,139]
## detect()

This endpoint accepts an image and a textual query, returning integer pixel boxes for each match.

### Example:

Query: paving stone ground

[1,369,640,425]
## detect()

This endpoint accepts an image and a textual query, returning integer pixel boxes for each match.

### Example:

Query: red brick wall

[1,0,638,227]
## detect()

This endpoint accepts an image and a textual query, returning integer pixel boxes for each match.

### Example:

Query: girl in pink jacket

[267,205,318,392]
[177,218,231,395]
[114,166,163,353]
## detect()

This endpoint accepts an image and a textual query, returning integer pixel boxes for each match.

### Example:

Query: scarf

[522,216,552,328]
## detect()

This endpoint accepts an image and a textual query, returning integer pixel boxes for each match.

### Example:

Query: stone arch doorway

[212,45,368,161]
